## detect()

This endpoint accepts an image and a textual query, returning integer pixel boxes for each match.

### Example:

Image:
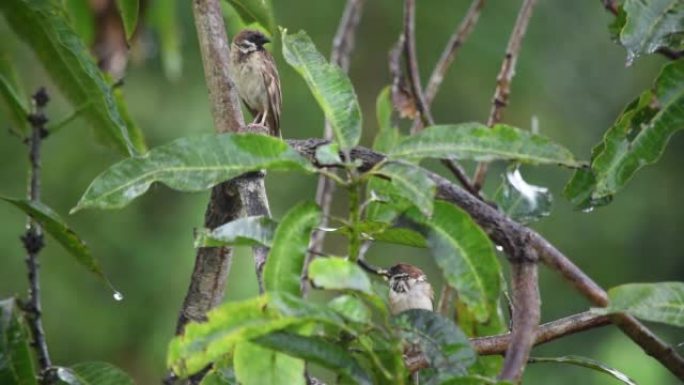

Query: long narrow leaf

[596,282,684,327]
[55,362,135,385]
[415,202,501,322]
[0,298,38,385]
[371,162,436,217]
[619,0,684,62]
[0,55,29,135]
[0,0,138,155]
[234,341,305,385]
[263,202,321,296]
[389,123,581,167]
[73,133,314,212]
[1,197,112,289]
[194,216,277,248]
[254,332,373,385]
[115,0,139,41]
[529,356,637,385]
[565,60,684,209]
[282,29,362,151]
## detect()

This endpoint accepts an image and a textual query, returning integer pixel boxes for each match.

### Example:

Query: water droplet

[495,245,504,252]
[625,51,636,67]
[582,206,594,213]
[113,291,124,301]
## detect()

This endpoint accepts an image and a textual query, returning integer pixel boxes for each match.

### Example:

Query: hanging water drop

[582,206,594,213]
[113,291,124,301]
[495,245,504,252]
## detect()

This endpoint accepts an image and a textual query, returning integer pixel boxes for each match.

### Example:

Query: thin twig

[287,138,684,381]
[307,0,366,295]
[399,0,482,197]
[473,0,537,190]
[424,0,485,105]
[22,88,52,380]
[403,0,434,131]
[472,311,611,355]
[499,261,540,381]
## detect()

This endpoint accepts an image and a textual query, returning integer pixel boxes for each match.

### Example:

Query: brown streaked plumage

[230,29,282,137]
[387,263,434,315]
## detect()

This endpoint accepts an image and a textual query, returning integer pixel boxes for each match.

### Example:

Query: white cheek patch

[239,40,257,54]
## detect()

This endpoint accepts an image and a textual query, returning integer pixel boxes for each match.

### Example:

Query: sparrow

[230,29,282,137]
[387,263,434,315]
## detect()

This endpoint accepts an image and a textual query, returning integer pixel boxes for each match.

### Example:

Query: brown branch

[402,0,433,132]
[20,88,52,382]
[287,138,684,381]
[424,0,485,105]
[499,261,540,381]
[473,311,611,355]
[398,0,482,197]
[307,0,366,295]
[437,285,453,316]
[174,0,271,355]
[473,0,537,190]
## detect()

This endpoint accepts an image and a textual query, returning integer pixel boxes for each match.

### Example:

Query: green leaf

[147,0,182,80]
[374,86,401,153]
[0,298,37,385]
[167,293,346,377]
[225,0,276,35]
[263,202,321,296]
[63,0,94,46]
[372,162,436,217]
[417,202,501,322]
[234,341,305,385]
[597,282,684,327]
[282,29,362,151]
[389,123,582,167]
[0,54,29,135]
[115,0,139,41]
[55,362,135,385]
[0,0,138,156]
[194,216,277,248]
[73,133,314,212]
[350,220,427,248]
[0,197,112,289]
[308,258,372,293]
[393,309,476,377]
[565,60,684,208]
[529,356,636,385]
[167,296,277,377]
[199,367,237,385]
[254,332,373,385]
[493,167,552,224]
[315,142,342,165]
[619,0,684,62]
[328,295,371,324]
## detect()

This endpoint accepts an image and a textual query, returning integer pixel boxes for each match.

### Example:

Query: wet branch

[21,88,52,381]
[472,0,537,190]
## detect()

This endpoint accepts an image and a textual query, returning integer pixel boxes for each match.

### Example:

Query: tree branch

[424,0,485,105]
[22,88,52,381]
[472,311,611,355]
[307,0,366,294]
[403,0,434,132]
[287,138,684,381]
[473,0,537,190]
[174,0,271,350]
[499,261,540,382]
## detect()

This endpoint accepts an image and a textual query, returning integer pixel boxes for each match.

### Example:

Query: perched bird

[230,29,282,137]
[387,263,434,315]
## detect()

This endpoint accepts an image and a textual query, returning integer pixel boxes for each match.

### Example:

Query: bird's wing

[262,50,282,137]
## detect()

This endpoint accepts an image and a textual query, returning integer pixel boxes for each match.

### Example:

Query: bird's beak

[261,36,271,45]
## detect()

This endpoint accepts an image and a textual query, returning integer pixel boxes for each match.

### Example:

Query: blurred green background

[1,1,683,384]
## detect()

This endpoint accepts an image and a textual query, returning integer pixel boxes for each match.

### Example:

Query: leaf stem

[347,175,362,262]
